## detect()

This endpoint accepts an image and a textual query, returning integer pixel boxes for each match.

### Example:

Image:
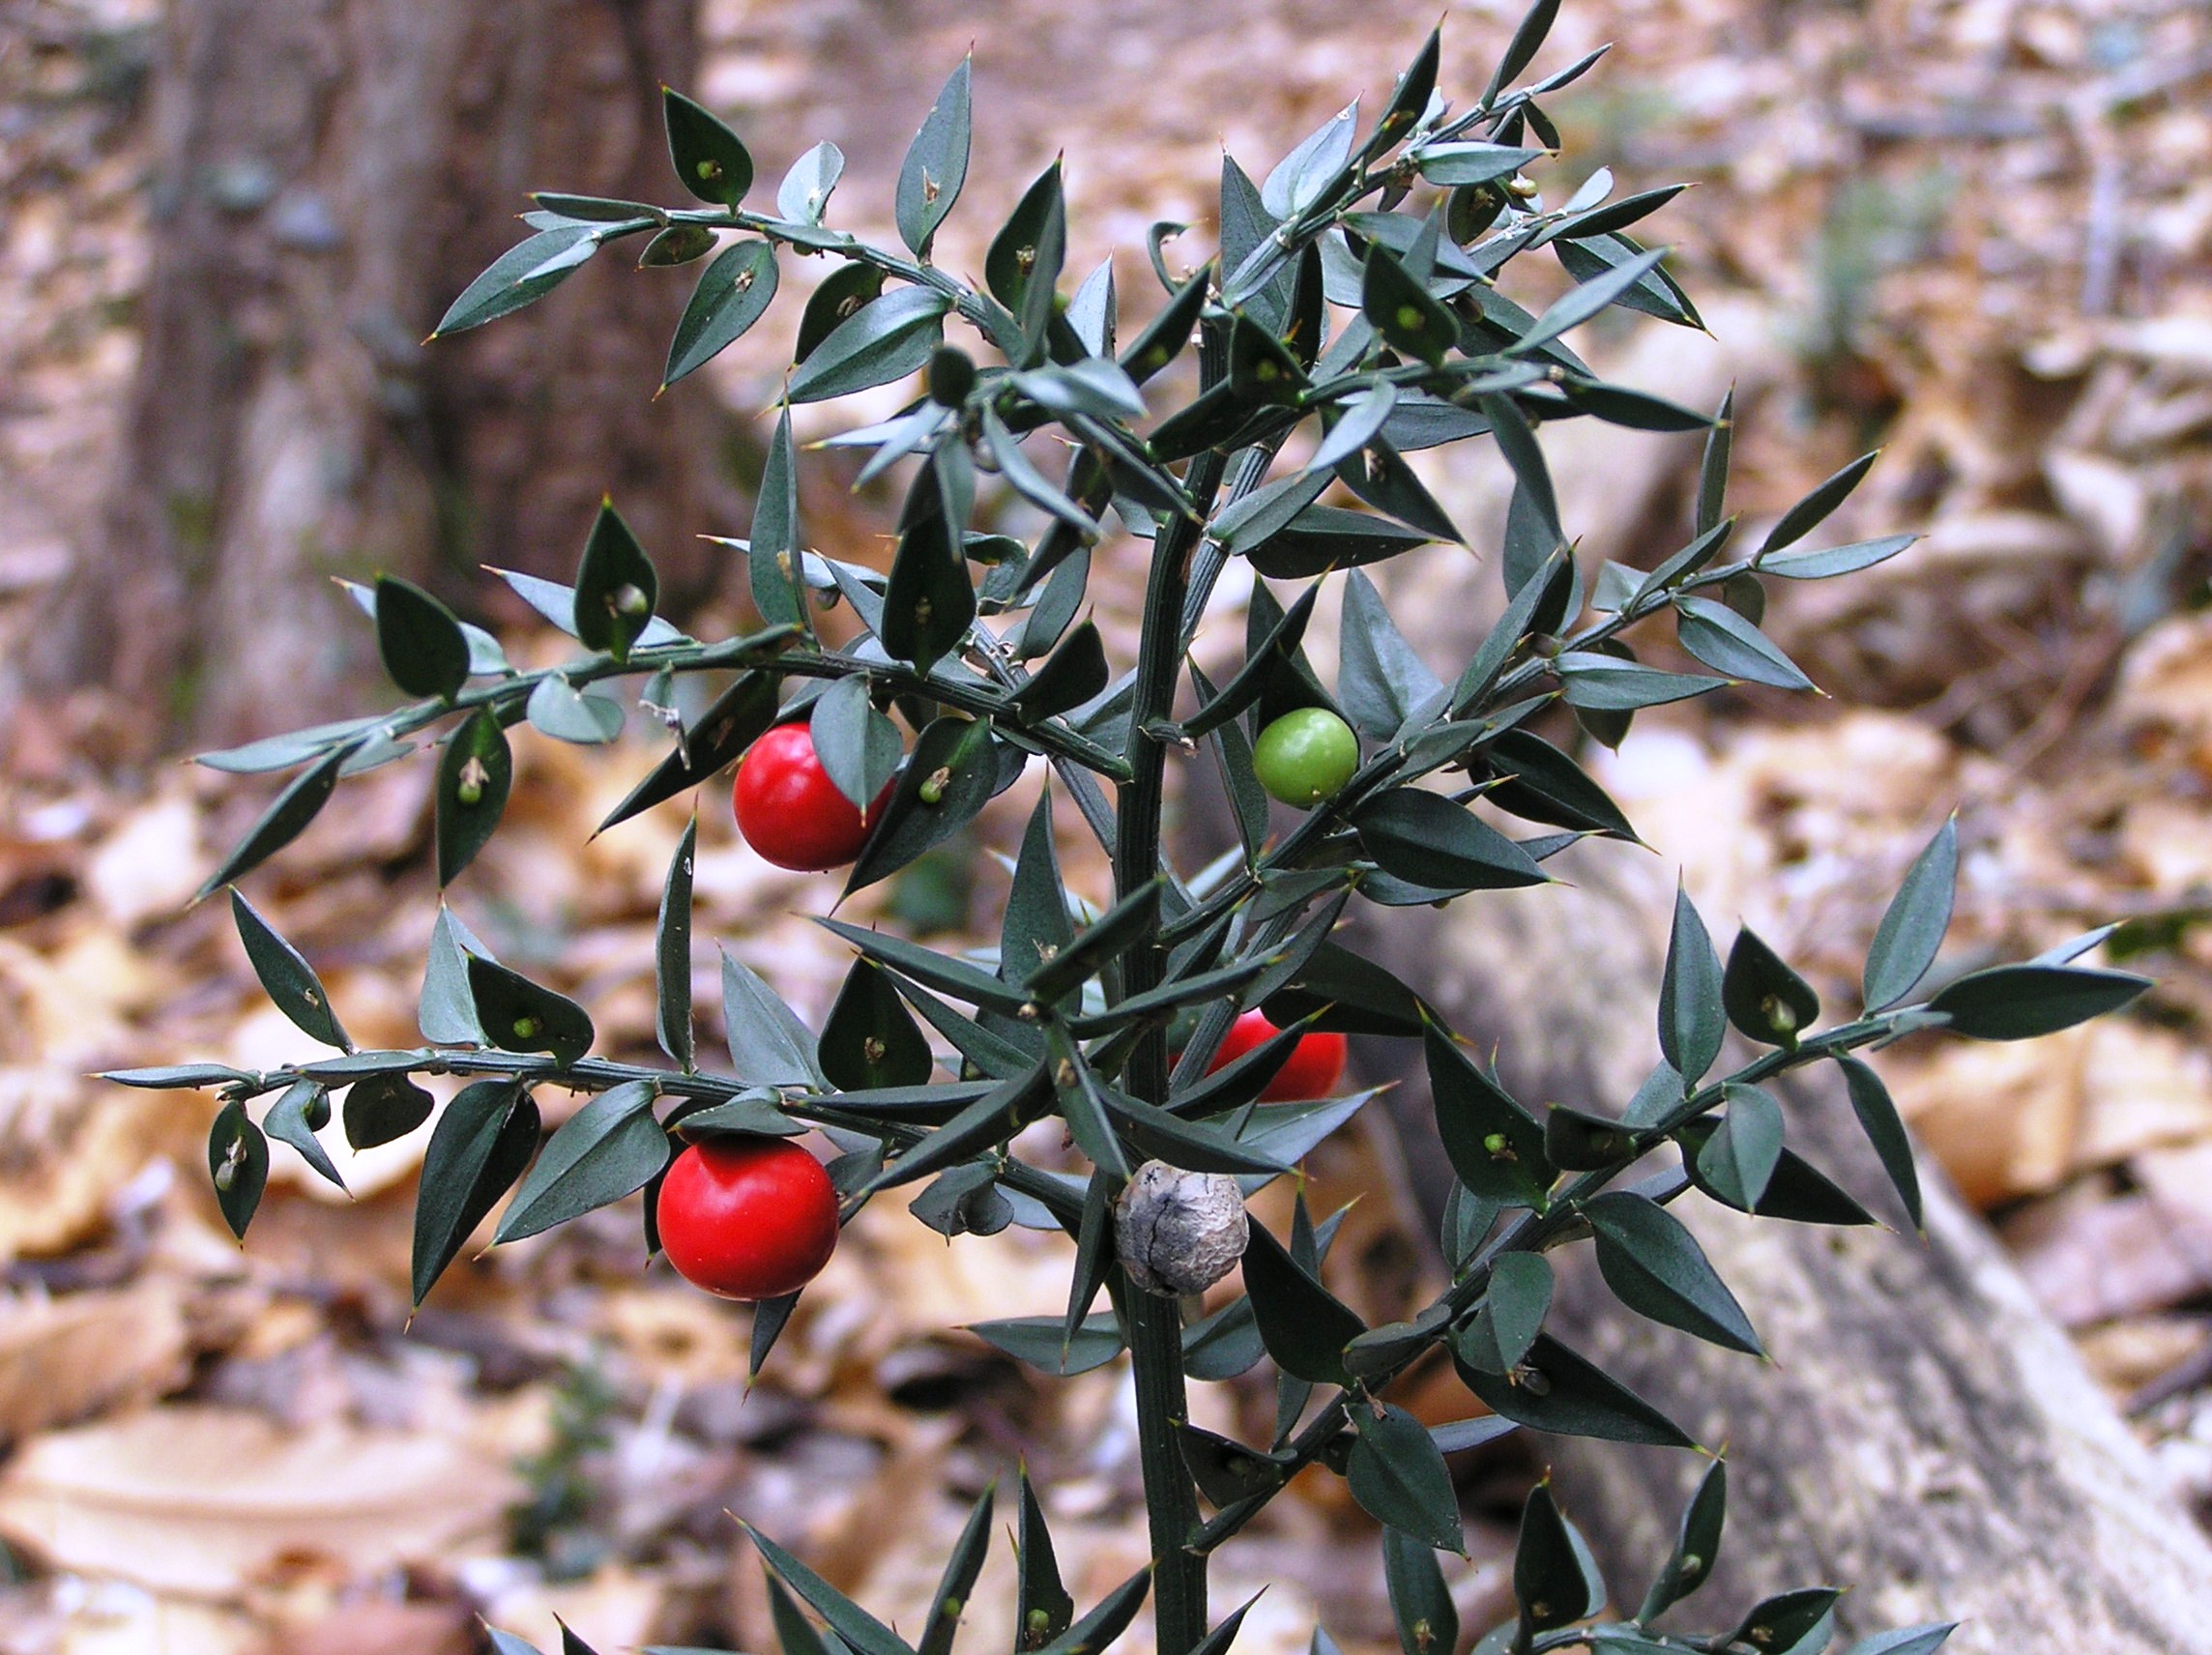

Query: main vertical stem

[1114,331,1232,1653]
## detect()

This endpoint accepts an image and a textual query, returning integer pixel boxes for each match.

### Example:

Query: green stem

[1108,321,1240,1652]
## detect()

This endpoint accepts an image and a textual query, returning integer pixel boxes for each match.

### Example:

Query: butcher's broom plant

[123,9,2147,1653]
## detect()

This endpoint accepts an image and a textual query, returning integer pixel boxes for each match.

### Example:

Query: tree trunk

[1352,843,2212,1653]
[37,0,716,746]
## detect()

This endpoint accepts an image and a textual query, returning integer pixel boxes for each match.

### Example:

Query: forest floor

[0,0,2210,1651]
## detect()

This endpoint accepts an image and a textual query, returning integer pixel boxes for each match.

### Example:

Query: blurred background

[0,0,2209,1649]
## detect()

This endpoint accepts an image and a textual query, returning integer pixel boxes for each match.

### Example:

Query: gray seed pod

[1115,1160,1249,1297]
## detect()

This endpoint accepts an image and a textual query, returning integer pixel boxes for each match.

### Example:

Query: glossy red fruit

[732,722,891,871]
[657,1137,840,1301]
[1205,1008,1348,1102]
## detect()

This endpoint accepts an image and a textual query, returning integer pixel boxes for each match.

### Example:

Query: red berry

[732,722,892,871]
[1206,1008,1348,1102]
[656,1137,840,1301]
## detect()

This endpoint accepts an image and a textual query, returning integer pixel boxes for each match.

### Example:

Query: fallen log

[1353,845,2212,1653]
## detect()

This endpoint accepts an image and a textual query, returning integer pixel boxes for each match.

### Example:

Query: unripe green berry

[1251,708,1359,808]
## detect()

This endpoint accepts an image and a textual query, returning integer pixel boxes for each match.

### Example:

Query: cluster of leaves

[123,8,2150,1654]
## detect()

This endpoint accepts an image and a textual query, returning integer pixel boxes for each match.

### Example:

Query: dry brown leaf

[0,1405,521,1599]
[0,1284,188,1445]
[1880,1033,2086,1207]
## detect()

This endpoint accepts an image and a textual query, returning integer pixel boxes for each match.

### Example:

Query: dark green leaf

[1264,940,1428,1037]
[1515,1484,1596,1635]
[846,716,1002,896]
[599,671,781,833]
[1838,1056,1921,1229]
[1119,266,1209,386]
[1695,386,1733,536]
[796,261,886,364]
[987,161,1064,316]
[435,708,511,887]
[1370,28,1440,154]
[820,959,933,1091]
[807,677,901,817]
[1027,879,1162,1003]
[1003,794,1076,996]
[374,575,469,702]
[1638,1457,1725,1620]
[1348,1403,1464,1553]
[1511,246,1668,356]
[1928,962,2150,1040]
[1183,1293,1266,1381]
[526,677,625,744]
[206,1099,269,1239]
[1555,232,1702,329]
[1017,1468,1075,1646]
[1382,1528,1457,1655]
[1674,595,1813,690]
[679,1093,804,1139]
[1729,1590,1843,1654]
[431,226,597,336]
[663,87,753,207]
[1014,623,1109,722]
[867,1064,1052,1193]
[1762,532,1916,581]
[1354,790,1547,892]
[1556,653,1727,711]
[639,219,715,264]
[1181,585,1319,741]
[1479,394,1561,554]
[342,1070,433,1149]
[776,139,844,223]
[972,1311,1123,1377]
[1218,157,1295,330]
[1364,243,1457,367]
[881,460,975,673]
[195,745,349,902]
[917,1483,995,1655]
[230,888,349,1051]
[1455,1333,1695,1446]
[657,821,696,1069]
[411,1080,538,1304]
[1037,1566,1151,1655]
[720,951,823,1088]
[1412,141,1543,186]
[420,906,489,1045]
[664,238,779,388]
[1722,927,1819,1048]
[1338,570,1441,742]
[983,410,1101,544]
[1659,886,1726,1083]
[1426,1022,1550,1206]
[788,285,949,403]
[495,1081,668,1243]
[1244,505,1433,582]
[745,1524,918,1655]
[819,918,1033,1018]
[263,1079,343,1192]
[1240,1215,1365,1385]
[1586,1190,1760,1353]
[1695,1083,1785,1211]
[895,58,972,258]
[1455,1250,1553,1374]
[1863,818,1957,1011]
[1759,450,1878,557]
[467,956,595,1066]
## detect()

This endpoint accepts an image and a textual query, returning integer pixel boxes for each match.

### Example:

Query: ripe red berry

[732,722,892,871]
[656,1137,840,1301]
[1206,1008,1348,1102]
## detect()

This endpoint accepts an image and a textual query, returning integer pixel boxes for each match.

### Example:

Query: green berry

[1251,708,1359,808]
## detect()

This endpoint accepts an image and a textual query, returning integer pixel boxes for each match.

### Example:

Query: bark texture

[41,0,715,744]
[1353,841,2212,1654]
